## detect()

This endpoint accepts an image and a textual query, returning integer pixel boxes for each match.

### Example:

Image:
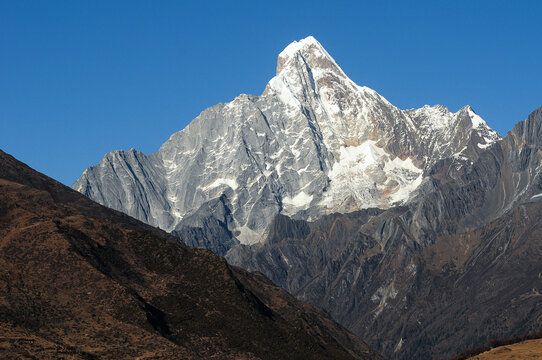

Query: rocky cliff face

[71,36,542,359]
[226,107,542,359]
[73,36,499,249]
[228,201,542,359]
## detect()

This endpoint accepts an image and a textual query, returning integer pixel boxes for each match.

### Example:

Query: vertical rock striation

[74,36,499,251]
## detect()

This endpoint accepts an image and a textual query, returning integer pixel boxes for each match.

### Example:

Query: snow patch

[468,107,487,129]
[414,105,454,130]
[267,75,301,113]
[283,192,313,208]
[278,36,321,59]
[202,178,239,191]
[321,141,423,210]
[477,140,493,149]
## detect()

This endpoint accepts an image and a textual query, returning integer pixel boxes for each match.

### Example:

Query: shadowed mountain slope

[0,150,382,360]
[227,108,542,359]
[69,33,542,359]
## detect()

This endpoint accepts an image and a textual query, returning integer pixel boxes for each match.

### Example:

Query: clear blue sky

[1,1,541,185]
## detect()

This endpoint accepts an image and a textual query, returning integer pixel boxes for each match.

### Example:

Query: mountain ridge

[73,36,500,250]
[227,105,542,359]
[69,36,542,359]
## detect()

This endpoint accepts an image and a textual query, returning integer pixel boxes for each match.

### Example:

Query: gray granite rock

[226,107,542,359]
[73,36,499,251]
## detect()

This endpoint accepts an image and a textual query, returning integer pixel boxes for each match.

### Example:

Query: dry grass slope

[0,150,382,360]
[468,338,542,359]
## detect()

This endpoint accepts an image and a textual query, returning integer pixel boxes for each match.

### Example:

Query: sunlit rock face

[73,36,499,247]
[226,106,542,359]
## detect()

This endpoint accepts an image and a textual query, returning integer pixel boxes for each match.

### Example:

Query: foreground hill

[467,338,542,359]
[0,150,381,360]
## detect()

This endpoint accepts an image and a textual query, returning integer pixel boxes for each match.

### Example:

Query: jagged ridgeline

[73,36,499,252]
[74,36,542,359]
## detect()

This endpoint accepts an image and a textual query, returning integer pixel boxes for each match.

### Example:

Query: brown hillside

[468,338,542,359]
[0,150,382,360]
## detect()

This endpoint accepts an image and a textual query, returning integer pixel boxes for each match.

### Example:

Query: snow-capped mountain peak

[74,36,502,247]
[275,36,345,75]
[263,35,354,114]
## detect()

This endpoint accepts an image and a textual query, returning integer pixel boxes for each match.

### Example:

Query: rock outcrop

[226,107,542,359]
[73,36,499,251]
